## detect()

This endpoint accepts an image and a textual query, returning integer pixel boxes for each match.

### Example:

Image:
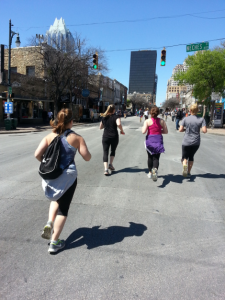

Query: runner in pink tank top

[148,118,162,135]
[142,107,168,181]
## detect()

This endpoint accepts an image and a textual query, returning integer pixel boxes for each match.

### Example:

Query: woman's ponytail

[50,108,73,134]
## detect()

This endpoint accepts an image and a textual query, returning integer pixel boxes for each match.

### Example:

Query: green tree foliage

[174,49,225,105]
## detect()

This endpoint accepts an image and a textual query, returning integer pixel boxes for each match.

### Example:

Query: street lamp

[15,34,21,48]
[7,19,21,118]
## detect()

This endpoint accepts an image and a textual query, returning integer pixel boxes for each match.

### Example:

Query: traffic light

[93,53,98,69]
[160,48,166,66]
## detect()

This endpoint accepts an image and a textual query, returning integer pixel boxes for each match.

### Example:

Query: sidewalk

[0,122,95,134]
[207,127,225,136]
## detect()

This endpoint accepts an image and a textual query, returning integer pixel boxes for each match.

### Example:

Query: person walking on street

[144,109,149,120]
[176,108,183,130]
[140,109,144,122]
[48,109,53,122]
[171,110,175,122]
[179,103,207,177]
[35,108,91,253]
[99,104,125,175]
[142,107,168,181]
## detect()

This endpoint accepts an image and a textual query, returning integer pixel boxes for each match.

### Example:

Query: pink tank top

[147,118,162,135]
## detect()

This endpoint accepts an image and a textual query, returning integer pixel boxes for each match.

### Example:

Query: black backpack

[39,130,73,180]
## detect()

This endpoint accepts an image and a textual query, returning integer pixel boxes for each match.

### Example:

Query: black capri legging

[182,145,199,161]
[57,178,77,216]
[102,136,119,162]
[147,152,161,171]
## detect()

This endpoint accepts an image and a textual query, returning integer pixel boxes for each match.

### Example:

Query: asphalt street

[0,116,225,300]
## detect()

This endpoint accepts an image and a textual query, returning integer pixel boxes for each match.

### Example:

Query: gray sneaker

[48,239,65,253]
[152,168,158,181]
[187,173,191,178]
[41,221,53,240]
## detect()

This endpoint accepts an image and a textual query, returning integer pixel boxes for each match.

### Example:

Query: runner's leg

[102,137,111,170]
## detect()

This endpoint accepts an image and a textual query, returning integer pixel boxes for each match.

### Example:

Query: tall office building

[129,50,157,94]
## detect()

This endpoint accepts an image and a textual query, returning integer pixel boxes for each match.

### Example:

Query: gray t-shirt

[180,115,206,146]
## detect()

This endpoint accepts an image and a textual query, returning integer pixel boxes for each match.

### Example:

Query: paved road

[0,116,225,300]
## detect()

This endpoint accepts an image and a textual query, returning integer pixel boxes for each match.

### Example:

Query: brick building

[0,46,53,124]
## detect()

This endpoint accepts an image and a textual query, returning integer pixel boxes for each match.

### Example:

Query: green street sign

[8,87,12,94]
[186,42,209,52]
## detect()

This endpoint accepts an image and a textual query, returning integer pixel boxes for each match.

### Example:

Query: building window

[11,67,17,73]
[26,66,35,76]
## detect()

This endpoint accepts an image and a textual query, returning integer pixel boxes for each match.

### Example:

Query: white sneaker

[41,221,53,240]
[147,173,152,179]
[152,168,158,181]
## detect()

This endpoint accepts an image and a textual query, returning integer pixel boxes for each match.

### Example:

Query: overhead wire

[14,8,225,31]
[104,37,225,52]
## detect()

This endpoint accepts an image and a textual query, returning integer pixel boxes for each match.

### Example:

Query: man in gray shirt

[179,104,207,177]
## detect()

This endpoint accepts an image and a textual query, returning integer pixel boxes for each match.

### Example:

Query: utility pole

[7,19,20,118]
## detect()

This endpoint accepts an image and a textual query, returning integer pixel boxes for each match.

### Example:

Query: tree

[161,97,179,110]
[27,34,108,117]
[174,49,225,106]
[129,93,154,111]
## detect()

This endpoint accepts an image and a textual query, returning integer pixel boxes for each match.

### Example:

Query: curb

[207,132,225,136]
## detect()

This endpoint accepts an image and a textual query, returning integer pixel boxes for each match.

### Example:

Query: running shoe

[48,239,65,253]
[147,173,152,179]
[109,164,115,171]
[183,164,188,177]
[104,170,110,176]
[187,173,191,178]
[152,168,158,181]
[41,221,53,240]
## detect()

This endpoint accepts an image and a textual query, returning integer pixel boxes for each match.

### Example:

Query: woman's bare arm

[142,120,148,134]
[34,137,49,162]
[116,118,124,133]
[99,121,104,130]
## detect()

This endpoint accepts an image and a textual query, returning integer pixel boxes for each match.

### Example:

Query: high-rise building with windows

[129,50,157,95]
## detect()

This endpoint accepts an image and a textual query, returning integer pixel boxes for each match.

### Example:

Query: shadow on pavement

[158,173,225,188]
[112,166,148,175]
[65,222,147,250]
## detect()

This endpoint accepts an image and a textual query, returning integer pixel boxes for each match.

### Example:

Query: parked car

[81,108,100,122]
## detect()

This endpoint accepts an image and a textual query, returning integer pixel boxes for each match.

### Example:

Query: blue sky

[1,0,225,105]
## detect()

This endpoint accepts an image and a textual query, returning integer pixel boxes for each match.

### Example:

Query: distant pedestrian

[99,104,125,175]
[35,108,91,253]
[144,109,149,120]
[142,106,168,181]
[140,109,144,122]
[171,110,175,122]
[48,109,53,121]
[176,108,183,130]
[179,103,207,177]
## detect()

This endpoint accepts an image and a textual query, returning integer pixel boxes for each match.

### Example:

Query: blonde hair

[190,103,198,115]
[50,108,73,134]
[100,104,115,118]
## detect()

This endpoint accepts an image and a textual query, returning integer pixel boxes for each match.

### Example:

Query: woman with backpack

[99,104,125,175]
[35,108,91,253]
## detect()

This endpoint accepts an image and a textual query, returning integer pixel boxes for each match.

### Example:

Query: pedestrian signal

[161,48,166,66]
[93,53,98,69]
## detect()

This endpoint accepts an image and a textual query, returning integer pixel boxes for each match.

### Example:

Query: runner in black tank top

[99,104,125,175]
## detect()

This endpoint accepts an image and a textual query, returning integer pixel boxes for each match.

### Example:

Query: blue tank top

[59,129,77,169]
